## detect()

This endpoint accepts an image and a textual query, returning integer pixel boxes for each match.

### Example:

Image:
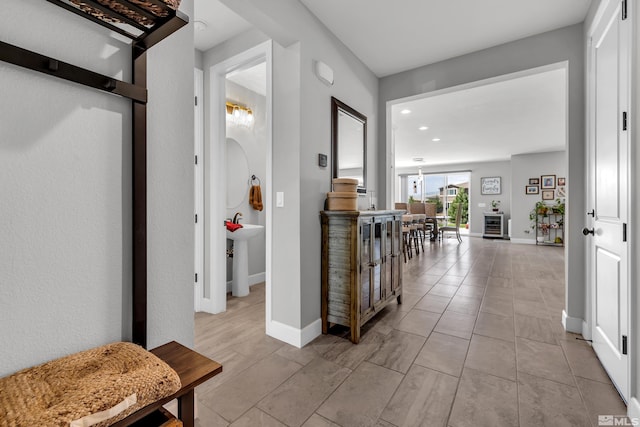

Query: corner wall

[0,0,195,375]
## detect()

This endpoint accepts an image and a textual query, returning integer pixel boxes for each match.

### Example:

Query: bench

[0,341,221,427]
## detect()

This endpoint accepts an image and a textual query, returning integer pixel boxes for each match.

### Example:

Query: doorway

[195,41,273,316]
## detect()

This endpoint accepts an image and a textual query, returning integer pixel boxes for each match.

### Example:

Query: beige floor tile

[257,358,351,427]
[434,310,476,339]
[449,368,518,427]
[414,332,469,377]
[231,333,285,359]
[397,291,424,312]
[414,294,451,314]
[461,275,488,287]
[514,300,550,319]
[480,295,514,317]
[403,283,433,296]
[229,407,287,427]
[300,414,340,427]
[447,295,482,316]
[515,314,557,345]
[381,365,458,427]
[438,275,465,286]
[195,401,230,427]
[455,285,485,298]
[576,377,628,426]
[516,337,574,386]
[513,287,545,303]
[474,312,514,342]
[517,372,590,427]
[204,353,303,422]
[429,284,459,298]
[275,343,318,366]
[484,286,514,299]
[317,362,403,427]
[486,277,512,288]
[465,334,516,381]
[367,330,426,373]
[395,309,440,337]
[559,340,612,384]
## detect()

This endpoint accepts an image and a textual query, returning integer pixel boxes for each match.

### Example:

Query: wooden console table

[112,341,222,427]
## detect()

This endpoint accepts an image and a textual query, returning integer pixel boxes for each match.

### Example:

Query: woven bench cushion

[0,342,181,427]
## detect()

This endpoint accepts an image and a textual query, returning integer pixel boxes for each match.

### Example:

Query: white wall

[0,0,195,375]
[510,151,567,242]
[397,161,512,236]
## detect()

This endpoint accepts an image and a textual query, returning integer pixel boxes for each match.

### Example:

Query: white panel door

[589,0,629,402]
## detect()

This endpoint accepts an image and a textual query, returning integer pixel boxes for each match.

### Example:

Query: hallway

[194,237,626,426]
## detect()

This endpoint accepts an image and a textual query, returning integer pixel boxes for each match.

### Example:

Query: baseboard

[581,320,592,341]
[562,310,583,334]
[468,232,483,237]
[266,318,322,348]
[510,238,536,245]
[226,272,266,292]
[628,397,640,422]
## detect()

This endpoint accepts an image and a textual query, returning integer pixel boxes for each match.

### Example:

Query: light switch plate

[318,153,327,167]
[276,192,284,207]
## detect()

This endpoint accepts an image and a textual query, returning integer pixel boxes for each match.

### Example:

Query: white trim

[582,320,592,341]
[194,68,204,313]
[509,238,536,245]
[628,397,640,421]
[562,310,583,334]
[266,318,322,348]
[226,272,266,292]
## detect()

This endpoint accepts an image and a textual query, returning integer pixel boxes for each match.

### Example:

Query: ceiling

[193,1,588,168]
[392,67,567,169]
[299,0,592,77]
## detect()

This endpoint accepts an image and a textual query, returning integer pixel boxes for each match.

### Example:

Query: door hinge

[623,111,628,131]
[195,273,198,283]
[195,96,198,106]
[622,0,627,20]
[195,214,198,223]
[195,155,198,165]
[623,223,627,242]
[623,335,628,355]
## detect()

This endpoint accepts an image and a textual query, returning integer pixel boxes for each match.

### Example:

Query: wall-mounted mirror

[226,138,250,209]
[331,97,367,194]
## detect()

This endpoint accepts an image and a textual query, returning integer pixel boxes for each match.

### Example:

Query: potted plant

[553,198,565,215]
[535,200,548,216]
[491,200,500,212]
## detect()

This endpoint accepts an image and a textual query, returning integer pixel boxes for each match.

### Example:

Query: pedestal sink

[226,224,264,297]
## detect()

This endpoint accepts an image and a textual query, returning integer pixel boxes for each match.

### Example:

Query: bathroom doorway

[195,41,272,317]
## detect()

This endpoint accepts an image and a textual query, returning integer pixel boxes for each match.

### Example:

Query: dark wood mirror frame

[331,97,367,194]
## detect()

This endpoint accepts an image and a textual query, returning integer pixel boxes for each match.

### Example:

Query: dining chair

[394,202,408,212]
[439,203,463,243]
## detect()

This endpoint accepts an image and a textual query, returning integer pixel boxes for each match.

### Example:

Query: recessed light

[419,126,428,131]
[432,138,441,142]
[400,109,411,115]
[412,157,424,162]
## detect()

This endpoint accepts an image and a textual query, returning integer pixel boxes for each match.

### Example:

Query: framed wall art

[542,190,555,200]
[558,177,566,186]
[481,176,501,195]
[526,186,539,195]
[529,178,539,185]
[541,175,556,189]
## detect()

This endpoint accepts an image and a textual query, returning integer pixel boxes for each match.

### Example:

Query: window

[448,188,457,196]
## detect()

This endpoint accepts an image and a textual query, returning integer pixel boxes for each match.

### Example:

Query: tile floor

[194,237,626,427]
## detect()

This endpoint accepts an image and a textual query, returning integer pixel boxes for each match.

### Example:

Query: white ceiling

[193,0,252,52]
[299,0,592,77]
[392,67,567,169]
[226,62,267,97]
[193,1,586,168]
